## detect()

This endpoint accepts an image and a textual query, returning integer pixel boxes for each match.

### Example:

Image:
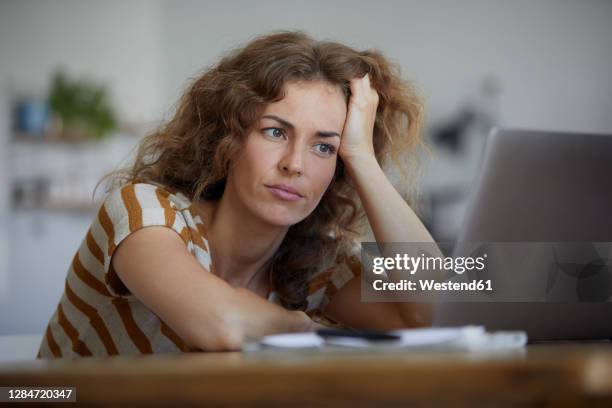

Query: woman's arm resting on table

[112,226,316,351]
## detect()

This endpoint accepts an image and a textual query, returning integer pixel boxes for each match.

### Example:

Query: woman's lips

[266,186,303,201]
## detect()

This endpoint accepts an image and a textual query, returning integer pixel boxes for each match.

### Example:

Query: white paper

[256,326,527,351]
[260,332,325,348]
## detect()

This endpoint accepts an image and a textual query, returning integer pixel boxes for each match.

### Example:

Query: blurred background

[0,0,611,336]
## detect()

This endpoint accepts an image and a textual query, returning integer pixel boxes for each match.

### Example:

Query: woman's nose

[279,144,305,176]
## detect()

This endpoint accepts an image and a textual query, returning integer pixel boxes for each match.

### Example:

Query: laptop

[433,128,612,341]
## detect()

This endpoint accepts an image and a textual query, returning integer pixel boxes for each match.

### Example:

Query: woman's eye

[314,143,337,156]
[262,127,286,139]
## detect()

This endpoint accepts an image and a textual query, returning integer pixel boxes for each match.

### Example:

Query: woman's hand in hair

[338,73,379,163]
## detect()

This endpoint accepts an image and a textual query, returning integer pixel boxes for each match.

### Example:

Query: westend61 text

[373,279,493,292]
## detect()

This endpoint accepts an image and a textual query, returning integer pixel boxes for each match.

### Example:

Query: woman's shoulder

[92,181,204,264]
[96,181,196,247]
[302,234,362,314]
[307,235,362,288]
[102,182,193,213]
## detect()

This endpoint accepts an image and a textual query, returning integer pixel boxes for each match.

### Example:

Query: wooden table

[1,343,612,406]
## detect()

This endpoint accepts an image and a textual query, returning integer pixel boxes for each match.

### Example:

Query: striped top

[37,182,361,358]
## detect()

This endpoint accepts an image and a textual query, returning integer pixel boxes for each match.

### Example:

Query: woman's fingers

[349,74,379,108]
[338,72,379,161]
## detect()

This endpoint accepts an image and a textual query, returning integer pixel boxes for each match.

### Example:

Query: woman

[38,31,436,357]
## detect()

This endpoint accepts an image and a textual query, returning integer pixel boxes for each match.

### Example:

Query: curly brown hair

[100,30,424,310]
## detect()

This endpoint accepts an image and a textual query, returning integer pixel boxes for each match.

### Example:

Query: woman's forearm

[344,152,440,326]
[179,284,316,351]
[226,288,315,344]
[345,153,435,243]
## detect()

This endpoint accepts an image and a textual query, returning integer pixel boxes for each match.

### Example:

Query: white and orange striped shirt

[38,182,361,358]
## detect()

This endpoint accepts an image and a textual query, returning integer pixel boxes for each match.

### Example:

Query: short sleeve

[93,183,188,296]
[305,238,362,317]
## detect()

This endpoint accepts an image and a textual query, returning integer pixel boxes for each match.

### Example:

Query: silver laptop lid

[458,127,612,242]
[436,128,612,340]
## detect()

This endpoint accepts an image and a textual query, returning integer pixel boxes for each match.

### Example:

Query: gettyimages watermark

[360,242,612,302]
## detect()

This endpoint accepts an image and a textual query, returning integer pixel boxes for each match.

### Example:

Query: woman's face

[226,80,347,227]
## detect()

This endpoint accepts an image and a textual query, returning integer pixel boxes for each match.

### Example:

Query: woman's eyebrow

[261,114,340,138]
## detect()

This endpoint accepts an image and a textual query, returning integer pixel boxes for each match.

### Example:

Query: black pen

[316,328,401,341]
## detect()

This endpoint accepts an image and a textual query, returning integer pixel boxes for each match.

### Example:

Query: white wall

[0,0,166,126]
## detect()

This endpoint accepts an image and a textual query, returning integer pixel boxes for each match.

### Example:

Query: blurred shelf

[11,132,103,146]
[17,202,99,214]
[7,132,140,214]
